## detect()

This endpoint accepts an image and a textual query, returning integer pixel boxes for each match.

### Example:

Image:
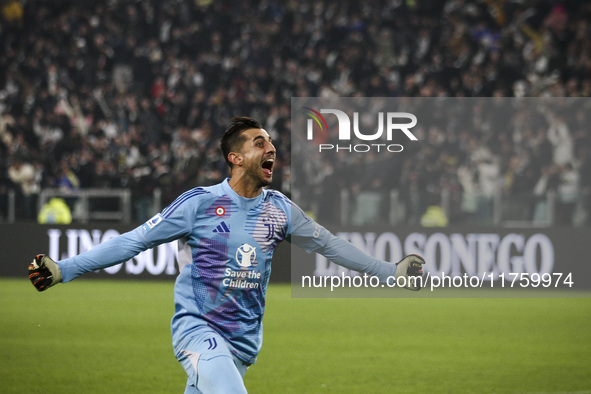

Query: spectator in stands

[556,162,579,226]
[547,112,574,167]
[7,154,40,220]
[0,0,590,225]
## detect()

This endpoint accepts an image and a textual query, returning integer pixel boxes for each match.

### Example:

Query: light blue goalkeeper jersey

[57,179,396,363]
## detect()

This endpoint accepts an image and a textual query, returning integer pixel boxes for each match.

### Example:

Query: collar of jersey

[221,178,265,210]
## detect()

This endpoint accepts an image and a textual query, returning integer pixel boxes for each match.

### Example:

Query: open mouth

[262,158,274,176]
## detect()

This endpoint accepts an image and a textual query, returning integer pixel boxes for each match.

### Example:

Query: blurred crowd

[293,98,591,227]
[1,0,590,225]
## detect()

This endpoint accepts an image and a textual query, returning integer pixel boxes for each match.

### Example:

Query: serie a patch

[144,213,163,230]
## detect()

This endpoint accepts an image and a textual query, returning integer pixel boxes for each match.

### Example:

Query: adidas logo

[213,221,230,233]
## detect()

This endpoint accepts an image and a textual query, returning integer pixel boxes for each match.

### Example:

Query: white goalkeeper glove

[395,254,425,291]
[28,254,63,292]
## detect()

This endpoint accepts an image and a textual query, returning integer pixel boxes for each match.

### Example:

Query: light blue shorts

[174,325,250,393]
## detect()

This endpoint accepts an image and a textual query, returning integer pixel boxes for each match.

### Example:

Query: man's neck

[228,175,263,199]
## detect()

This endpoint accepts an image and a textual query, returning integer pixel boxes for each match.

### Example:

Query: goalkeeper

[28,117,425,394]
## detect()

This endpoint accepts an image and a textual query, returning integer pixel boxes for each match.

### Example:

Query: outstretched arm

[28,192,198,291]
[28,227,158,291]
[58,228,154,282]
[288,203,425,290]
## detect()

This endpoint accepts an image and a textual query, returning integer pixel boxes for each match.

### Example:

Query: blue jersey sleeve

[58,228,151,282]
[288,202,396,282]
[58,188,199,282]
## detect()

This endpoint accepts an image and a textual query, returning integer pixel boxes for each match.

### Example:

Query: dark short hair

[220,116,263,168]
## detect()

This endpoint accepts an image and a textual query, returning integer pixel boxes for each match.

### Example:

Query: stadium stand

[1,0,590,225]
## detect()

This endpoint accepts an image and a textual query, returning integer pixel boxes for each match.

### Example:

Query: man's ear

[228,152,243,167]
